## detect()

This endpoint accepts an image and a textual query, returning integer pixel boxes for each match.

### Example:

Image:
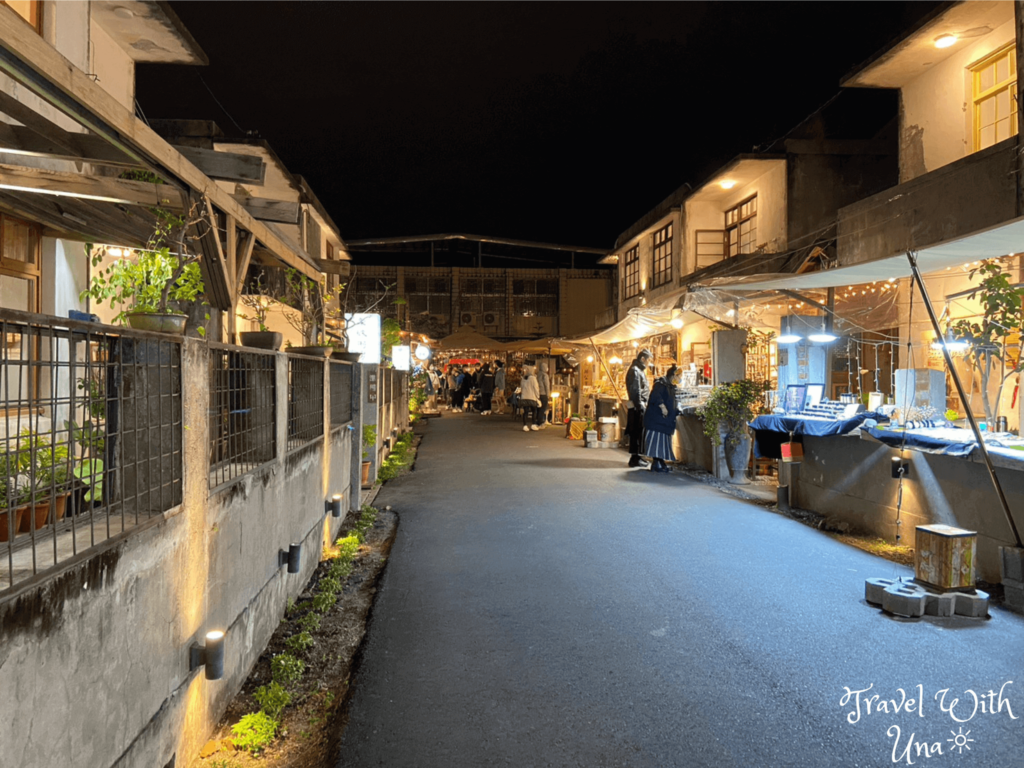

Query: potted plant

[238,269,283,350]
[81,207,206,335]
[583,418,598,447]
[698,379,769,485]
[0,451,28,542]
[282,270,339,356]
[947,260,1024,427]
[0,430,75,533]
[361,424,377,487]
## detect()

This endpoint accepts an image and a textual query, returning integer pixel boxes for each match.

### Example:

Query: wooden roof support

[191,193,232,310]
[0,7,321,281]
[0,163,184,209]
[0,89,82,158]
[0,122,147,168]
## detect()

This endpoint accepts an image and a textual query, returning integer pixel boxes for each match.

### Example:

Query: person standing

[446,367,458,410]
[536,360,551,429]
[458,365,474,412]
[479,363,495,415]
[492,360,507,414]
[520,362,541,431]
[625,349,652,467]
[424,365,438,411]
[644,364,682,473]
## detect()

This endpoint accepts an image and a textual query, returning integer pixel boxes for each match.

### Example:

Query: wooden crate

[914,524,977,590]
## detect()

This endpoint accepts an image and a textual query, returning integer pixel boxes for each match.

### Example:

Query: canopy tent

[566,306,704,346]
[691,216,1024,294]
[437,326,507,351]
[502,337,579,355]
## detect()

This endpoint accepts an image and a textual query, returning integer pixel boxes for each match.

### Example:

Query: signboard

[392,345,411,371]
[344,313,381,365]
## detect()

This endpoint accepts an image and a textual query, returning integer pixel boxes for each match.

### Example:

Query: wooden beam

[235,228,256,294]
[191,193,232,310]
[0,163,184,209]
[0,190,136,245]
[0,122,139,166]
[229,194,300,224]
[318,258,350,277]
[0,8,322,280]
[0,89,82,157]
[176,145,266,184]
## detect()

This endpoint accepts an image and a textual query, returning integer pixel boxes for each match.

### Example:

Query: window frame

[622,244,640,299]
[1,1,43,34]
[971,41,1018,153]
[724,194,758,258]
[651,222,673,288]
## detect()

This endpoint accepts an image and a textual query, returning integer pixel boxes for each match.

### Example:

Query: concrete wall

[836,138,1017,267]
[88,14,134,111]
[0,339,358,768]
[790,432,1024,583]
[899,13,1015,181]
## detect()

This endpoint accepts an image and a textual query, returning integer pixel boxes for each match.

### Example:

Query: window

[512,277,558,317]
[972,42,1017,152]
[2,1,42,34]
[622,245,640,299]
[725,195,757,257]
[0,214,40,313]
[652,223,673,287]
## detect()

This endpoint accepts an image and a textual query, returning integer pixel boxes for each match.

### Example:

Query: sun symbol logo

[947,727,974,754]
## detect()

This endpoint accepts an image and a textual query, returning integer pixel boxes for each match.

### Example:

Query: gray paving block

[924,592,956,617]
[953,590,989,618]
[865,577,897,605]
[882,583,927,617]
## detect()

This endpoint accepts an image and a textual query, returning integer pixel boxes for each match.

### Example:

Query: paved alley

[335,412,1024,768]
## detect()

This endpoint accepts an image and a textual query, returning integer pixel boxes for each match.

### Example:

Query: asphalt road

[334,412,1024,767]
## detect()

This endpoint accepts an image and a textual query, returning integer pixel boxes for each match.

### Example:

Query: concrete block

[1000,546,1024,584]
[882,583,927,617]
[1002,578,1024,614]
[865,577,897,605]
[924,592,956,617]
[953,590,990,618]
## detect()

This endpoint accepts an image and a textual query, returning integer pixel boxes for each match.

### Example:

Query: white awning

[693,216,1024,293]
[568,289,700,346]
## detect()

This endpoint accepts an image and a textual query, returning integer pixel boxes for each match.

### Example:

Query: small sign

[344,313,381,364]
[392,345,411,371]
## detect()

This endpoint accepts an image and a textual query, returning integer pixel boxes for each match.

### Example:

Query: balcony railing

[209,345,277,489]
[1,309,183,594]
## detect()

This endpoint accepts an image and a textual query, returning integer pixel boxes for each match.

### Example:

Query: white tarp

[693,216,1024,293]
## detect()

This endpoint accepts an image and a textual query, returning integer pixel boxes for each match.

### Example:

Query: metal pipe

[906,250,1022,548]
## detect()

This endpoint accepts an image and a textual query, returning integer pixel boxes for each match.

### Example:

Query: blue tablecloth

[749,412,880,437]
[748,412,880,458]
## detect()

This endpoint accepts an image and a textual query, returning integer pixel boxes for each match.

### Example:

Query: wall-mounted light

[279,542,302,574]
[934,34,957,49]
[891,457,909,479]
[326,494,343,518]
[671,318,684,329]
[719,179,737,190]
[190,630,226,681]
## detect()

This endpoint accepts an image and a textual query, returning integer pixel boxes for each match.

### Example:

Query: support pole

[906,250,1023,548]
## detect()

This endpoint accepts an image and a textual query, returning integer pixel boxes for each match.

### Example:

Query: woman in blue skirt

[643,364,682,473]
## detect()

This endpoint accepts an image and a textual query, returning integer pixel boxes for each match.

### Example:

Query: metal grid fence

[329,361,352,427]
[209,345,277,488]
[287,356,324,450]
[1,309,183,595]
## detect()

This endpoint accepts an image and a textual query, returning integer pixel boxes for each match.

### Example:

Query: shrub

[254,681,291,719]
[328,559,353,581]
[335,534,360,561]
[318,575,342,596]
[297,611,321,633]
[312,589,337,614]
[285,631,314,656]
[697,379,770,448]
[231,711,279,755]
[271,653,305,687]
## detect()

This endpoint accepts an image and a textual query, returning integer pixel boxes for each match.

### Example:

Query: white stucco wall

[88,16,135,111]
[40,237,89,319]
[899,14,1015,180]
[44,0,90,72]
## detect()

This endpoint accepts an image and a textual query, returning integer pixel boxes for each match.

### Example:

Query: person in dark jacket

[643,364,682,473]
[625,348,652,467]
[479,363,496,415]
[458,365,474,411]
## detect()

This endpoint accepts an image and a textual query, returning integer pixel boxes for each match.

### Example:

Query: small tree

[698,379,770,449]
[948,260,1024,425]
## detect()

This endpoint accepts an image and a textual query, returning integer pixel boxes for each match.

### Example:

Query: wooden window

[725,195,757,257]
[0,215,41,313]
[622,244,640,299]
[695,230,727,268]
[652,223,673,288]
[972,42,1017,152]
[2,1,42,34]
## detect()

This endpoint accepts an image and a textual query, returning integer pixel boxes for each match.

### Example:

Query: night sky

[136,2,943,250]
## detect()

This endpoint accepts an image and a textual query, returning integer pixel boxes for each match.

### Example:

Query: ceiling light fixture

[934,34,957,49]
[719,179,736,190]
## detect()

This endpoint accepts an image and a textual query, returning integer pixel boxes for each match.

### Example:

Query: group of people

[437,361,507,415]
[625,348,682,473]
[517,359,551,432]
